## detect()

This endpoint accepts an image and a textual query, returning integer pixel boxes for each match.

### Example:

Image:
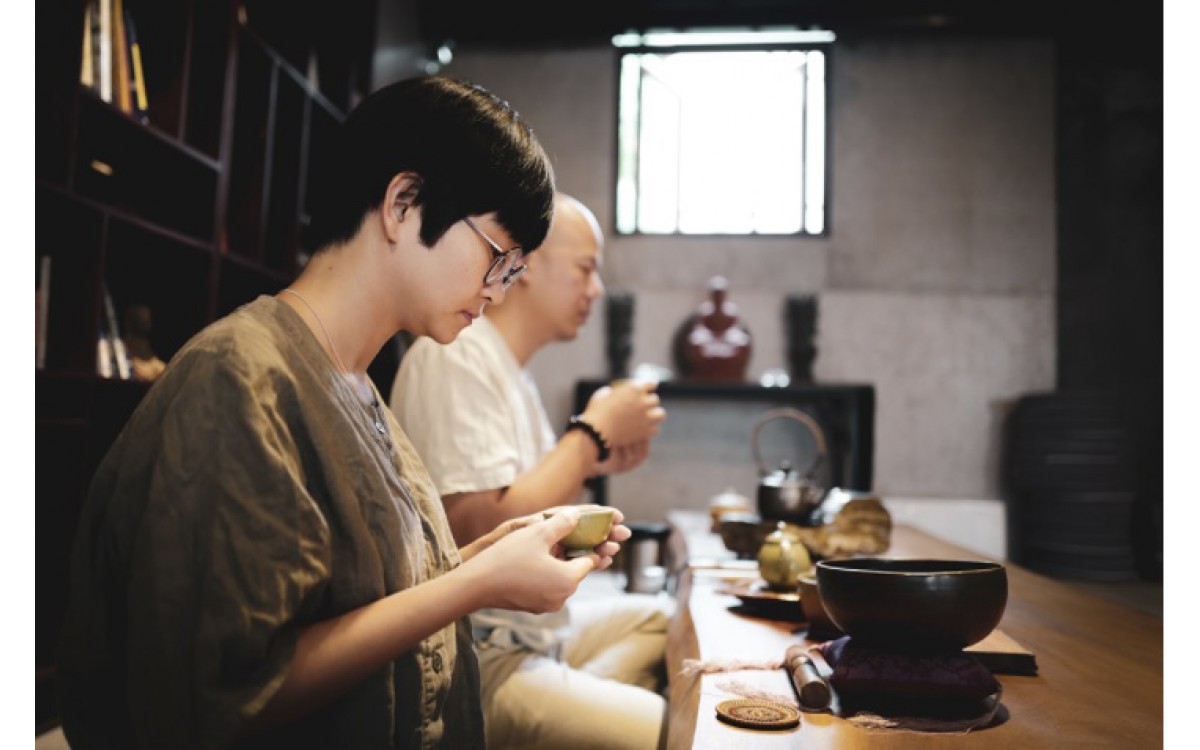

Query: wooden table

[664,510,1163,749]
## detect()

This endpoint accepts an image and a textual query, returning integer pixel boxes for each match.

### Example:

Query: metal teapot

[752,408,829,526]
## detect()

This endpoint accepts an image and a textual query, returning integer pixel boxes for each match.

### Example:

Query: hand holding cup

[542,504,627,558]
[466,506,627,613]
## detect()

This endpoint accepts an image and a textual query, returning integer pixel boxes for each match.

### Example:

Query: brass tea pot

[752,408,828,526]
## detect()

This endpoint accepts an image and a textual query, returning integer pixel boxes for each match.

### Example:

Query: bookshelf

[35,0,380,732]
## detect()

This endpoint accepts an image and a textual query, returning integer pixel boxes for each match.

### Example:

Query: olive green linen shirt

[57,296,483,749]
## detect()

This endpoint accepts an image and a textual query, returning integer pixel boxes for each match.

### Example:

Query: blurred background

[374,0,1161,582]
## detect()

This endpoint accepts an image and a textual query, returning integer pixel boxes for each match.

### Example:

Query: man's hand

[582,380,666,448]
[592,439,650,476]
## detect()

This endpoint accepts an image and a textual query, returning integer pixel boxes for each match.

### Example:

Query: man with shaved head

[391,194,671,749]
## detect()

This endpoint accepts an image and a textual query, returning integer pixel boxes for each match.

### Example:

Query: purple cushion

[818,636,1000,704]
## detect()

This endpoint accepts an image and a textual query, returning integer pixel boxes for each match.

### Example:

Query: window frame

[612,40,834,239]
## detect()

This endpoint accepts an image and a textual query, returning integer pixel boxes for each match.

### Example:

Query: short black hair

[307,76,555,254]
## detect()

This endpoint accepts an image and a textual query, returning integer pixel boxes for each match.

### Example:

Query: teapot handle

[751,407,828,477]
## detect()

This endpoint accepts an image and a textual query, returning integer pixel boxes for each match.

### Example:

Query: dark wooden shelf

[38,178,216,254]
[37,369,156,400]
[181,0,237,158]
[36,369,155,731]
[216,255,289,318]
[219,246,292,280]
[105,217,216,360]
[76,87,222,172]
[239,0,369,115]
[245,24,348,123]
[37,0,378,729]
[73,90,220,241]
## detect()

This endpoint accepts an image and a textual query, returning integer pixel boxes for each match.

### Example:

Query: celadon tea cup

[545,505,618,556]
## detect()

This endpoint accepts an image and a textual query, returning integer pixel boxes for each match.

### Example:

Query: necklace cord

[281,289,352,372]
[280,289,382,415]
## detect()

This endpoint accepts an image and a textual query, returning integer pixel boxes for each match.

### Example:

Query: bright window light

[615,32,831,236]
[613,28,836,47]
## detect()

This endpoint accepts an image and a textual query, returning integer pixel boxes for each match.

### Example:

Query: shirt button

[431,651,444,673]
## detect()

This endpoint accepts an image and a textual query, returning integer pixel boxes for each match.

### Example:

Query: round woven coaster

[715,699,801,730]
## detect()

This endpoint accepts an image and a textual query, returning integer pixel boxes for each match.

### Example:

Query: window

[614,29,833,236]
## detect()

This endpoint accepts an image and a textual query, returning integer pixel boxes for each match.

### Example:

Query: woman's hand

[458,510,543,562]
[542,504,631,563]
[460,507,629,613]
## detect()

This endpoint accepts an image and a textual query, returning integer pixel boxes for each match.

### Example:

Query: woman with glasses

[56,76,628,750]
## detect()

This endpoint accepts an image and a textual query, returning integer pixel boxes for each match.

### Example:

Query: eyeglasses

[462,217,527,290]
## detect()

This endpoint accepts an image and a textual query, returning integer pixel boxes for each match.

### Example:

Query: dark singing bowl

[815,558,1008,652]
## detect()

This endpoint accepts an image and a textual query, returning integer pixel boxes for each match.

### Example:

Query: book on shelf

[79,0,148,122]
[80,2,94,89]
[99,284,132,380]
[96,331,114,378]
[112,0,132,114]
[80,0,110,100]
[97,0,112,103]
[125,7,149,123]
[36,255,51,370]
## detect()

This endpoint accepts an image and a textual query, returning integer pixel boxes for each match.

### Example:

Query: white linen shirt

[390,316,557,497]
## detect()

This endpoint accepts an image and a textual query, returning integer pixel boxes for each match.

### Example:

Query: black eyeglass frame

[463,217,528,289]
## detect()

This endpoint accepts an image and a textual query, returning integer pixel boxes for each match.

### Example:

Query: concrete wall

[405,36,1056,551]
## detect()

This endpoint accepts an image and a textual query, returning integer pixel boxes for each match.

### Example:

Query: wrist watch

[566,415,611,462]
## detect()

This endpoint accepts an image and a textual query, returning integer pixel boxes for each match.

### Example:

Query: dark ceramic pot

[815,558,1008,653]
[716,512,771,559]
